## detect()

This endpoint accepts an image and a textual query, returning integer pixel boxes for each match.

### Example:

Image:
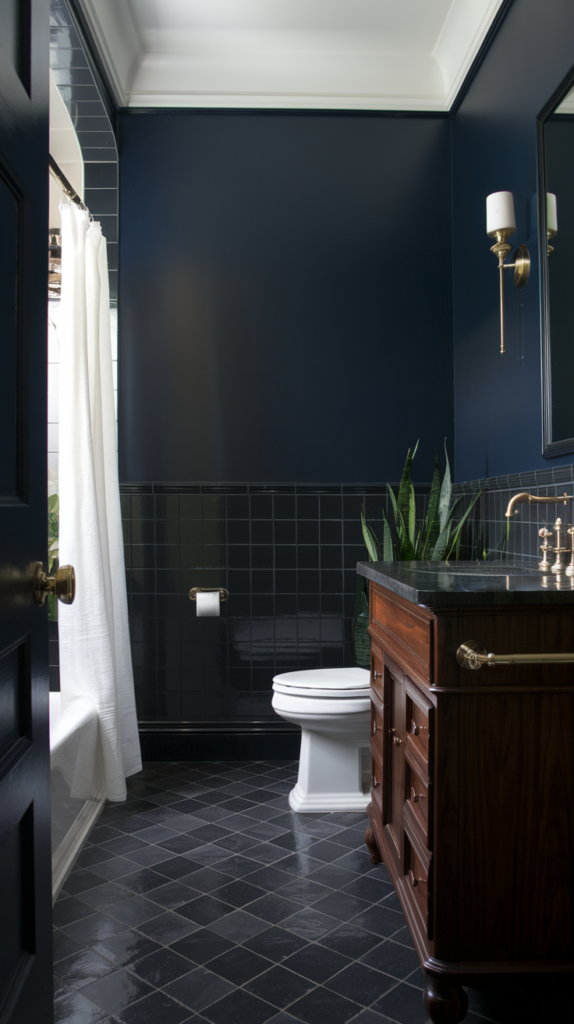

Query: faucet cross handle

[552,518,567,574]
[566,528,574,578]
[539,528,553,571]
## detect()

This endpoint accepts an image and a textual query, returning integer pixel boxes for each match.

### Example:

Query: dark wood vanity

[359,561,574,1024]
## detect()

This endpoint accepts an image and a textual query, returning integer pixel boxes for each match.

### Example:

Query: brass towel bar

[457,640,574,670]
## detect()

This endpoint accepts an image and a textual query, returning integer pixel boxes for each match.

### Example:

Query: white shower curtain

[58,201,142,801]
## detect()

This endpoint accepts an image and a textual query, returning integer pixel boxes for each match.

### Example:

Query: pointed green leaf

[421,449,441,560]
[408,482,416,547]
[431,520,452,560]
[361,509,380,562]
[445,491,482,560]
[438,439,452,534]
[381,511,394,560]
[397,441,419,534]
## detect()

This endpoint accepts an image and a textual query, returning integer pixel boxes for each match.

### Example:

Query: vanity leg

[423,977,468,1024]
[364,826,381,864]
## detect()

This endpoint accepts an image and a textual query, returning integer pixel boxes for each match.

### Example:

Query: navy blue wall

[452,0,574,481]
[118,111,453,483]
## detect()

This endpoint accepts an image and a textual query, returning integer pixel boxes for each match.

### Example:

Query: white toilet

[272,667,371,812]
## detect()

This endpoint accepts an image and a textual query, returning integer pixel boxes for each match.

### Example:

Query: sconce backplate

[513,244,530,288]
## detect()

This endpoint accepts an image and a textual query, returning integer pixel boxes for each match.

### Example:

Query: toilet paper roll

[196,591,220,617]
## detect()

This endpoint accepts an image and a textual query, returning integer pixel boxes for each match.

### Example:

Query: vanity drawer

[405,755,430,838]
[405,834,430,928]
[371,756,383,813]
[370,584,432,686]
[371,701,384,750]
[405,678,433,771]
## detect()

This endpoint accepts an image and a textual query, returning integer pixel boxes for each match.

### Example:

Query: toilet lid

[273,668,370,699]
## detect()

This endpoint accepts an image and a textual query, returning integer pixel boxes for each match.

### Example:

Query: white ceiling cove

[74,0,504,111]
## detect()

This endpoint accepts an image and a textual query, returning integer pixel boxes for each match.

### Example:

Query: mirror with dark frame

[539,65,574,457]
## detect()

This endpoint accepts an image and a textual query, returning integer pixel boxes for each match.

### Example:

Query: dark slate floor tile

[282,906,339,941]
[100,836,149,857]
[93,928,161,967]
[179,866,235,892]
[55,947,117,991]
[243,926,309,963]
[201,987,277,1024]
[319,922,383,959]
[53,988,109,1024]
[340,875,393,904]
[288,985,362,1024]
[270,832,317,853]
[89,825,124,846]
[177,894,235,926]
[325,962,397,1006]
[53,929,86,963]
[75,846,116,869]
[389,925,415,949]
[245,844,292,866]
[380,889,403,914]
[115,868,169,895]
[276,877,332,906]
[66,869,115,895]
[143,879,199,910]
[307,864,358,889]
[128,946,195,986]
[344,1011,396,1024]
[154,856,206,881]
[80,968,155,1015]
[54,897,97,928]
[117,988,192,1024]
[79,883,130,912]
[206,909,270,942]
[351,905,405,940]
[282,944,351,984]
[213,879,266,908]
[373,982,430,1024]
[207,944,271,985]
[108,896,161,927]
[360,939,421,980]
[332,850,381,876]
[181,845,233,867]
[304,841,355,864]
[91,857,141,883]
[245,964,316,1009]
[250,893,305,924]
[214,832,262,854]
[163,966,235,1012]
[278,853,324,876]
[136,910,199,945]
[62,913,127,947]
[312,891,371,921]
[244,865,293,891]
[170,926,235,965]
[157,833,205,855]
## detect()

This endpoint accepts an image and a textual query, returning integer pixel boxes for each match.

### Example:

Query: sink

[412,561,540,578]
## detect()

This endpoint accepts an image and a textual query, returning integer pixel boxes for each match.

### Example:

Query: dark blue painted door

[0,1,53,1020]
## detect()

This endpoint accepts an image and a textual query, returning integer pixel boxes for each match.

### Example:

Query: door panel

[0,1,52,1022]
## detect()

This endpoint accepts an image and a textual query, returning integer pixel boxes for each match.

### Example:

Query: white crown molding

[71,0,141,107]
[77,0,504,112]
[433,0,505,108]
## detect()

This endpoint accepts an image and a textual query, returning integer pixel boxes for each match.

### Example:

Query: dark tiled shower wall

[454,462,574,562]
[50,0,118,303]
[120,484,430,730]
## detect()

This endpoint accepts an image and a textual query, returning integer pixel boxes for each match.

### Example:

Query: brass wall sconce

[547,192,557,254]
[486,191,530,353]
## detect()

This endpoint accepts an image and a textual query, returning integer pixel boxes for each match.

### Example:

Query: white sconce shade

[486,191,516,237]
[547,193,558,234]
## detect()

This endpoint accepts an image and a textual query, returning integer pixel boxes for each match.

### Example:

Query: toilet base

[289,726,370,813]
[288,784,370,813]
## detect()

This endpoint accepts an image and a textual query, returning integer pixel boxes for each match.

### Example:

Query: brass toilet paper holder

[188,587,229,602]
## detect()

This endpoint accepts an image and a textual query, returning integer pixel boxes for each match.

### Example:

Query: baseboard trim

[138,725,300,761]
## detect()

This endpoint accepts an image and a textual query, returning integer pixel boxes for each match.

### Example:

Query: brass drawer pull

[408,869,423,888]
[372,775,380,788]
[410,719,419,736]
[393,736,403,747]
[372,721,382,735]
[410,787,425,803]
[374,671,382,679]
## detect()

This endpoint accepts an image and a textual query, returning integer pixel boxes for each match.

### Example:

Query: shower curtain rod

[49,154,88,212]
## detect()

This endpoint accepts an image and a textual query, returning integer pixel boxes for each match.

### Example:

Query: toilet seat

[273,667,370,700]
[272,690,370,717]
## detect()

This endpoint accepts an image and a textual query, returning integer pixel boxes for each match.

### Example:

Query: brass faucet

[504,491,573,518]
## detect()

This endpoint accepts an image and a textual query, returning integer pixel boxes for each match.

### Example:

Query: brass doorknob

[32,562,75,607]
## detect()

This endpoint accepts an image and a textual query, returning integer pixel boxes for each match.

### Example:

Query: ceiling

[73,0,504,111]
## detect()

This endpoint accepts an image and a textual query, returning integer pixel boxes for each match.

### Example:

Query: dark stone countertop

[357,560,574,608]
